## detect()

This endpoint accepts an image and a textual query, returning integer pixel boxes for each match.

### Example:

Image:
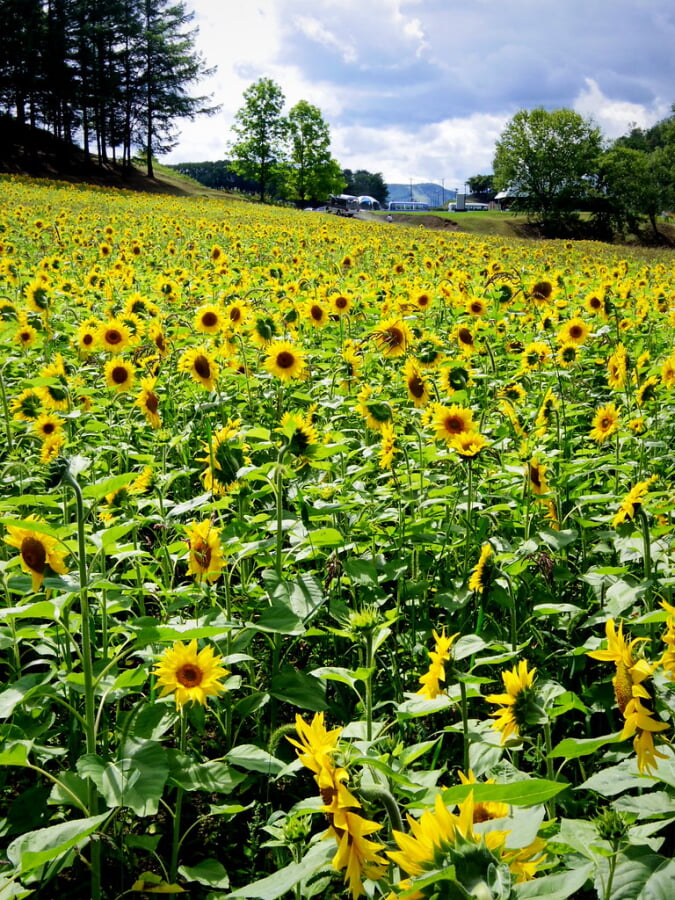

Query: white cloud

[573,78,669,139]
[293,15,358,63]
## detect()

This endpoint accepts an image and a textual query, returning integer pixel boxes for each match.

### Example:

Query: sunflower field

[0,173,674,900]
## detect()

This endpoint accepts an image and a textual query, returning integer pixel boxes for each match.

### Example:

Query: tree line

[486,105,675,239]
[0,0,215,178]
[224,77,387,208]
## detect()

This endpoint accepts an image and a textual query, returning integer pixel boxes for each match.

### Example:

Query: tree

[597,144,675,240]
[342,169,388,205]
[283,100,343,206]
[467,174,495,201]
[493,107,602,232]
[138,0,217,178]
[229,78,286,202]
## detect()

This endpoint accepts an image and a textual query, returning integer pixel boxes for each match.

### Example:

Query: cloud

[160,0,675,184]
[573,78,670,139]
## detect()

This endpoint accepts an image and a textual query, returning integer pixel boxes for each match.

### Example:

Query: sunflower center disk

[112,366,128,384]
[21,537,47,573]
[276,351,295,369]
[176,664,203,688]
[194,355,211,379]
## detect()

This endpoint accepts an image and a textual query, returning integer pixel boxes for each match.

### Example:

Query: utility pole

[409,178,413,201]
[441,178,445,207]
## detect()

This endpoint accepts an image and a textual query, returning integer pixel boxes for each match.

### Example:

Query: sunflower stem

[0,364,14,453]
[62,464,101,900]
[170,711,187,883]
[543,720,557,819]
[459,679,470,773]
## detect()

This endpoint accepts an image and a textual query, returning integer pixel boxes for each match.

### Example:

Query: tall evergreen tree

[138,0,217,178]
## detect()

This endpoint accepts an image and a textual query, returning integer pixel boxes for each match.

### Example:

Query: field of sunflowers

[0,173,674,900]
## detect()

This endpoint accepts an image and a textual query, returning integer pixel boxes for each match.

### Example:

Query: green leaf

[6,812,109,874]
[167,751,246,792]
[178,859,229,889]
[637,859,675,900]
[131,871,185,892]
[0,676,54,718]
[441,779,567,807]
[82,472,138,500]
[538,528,578,550]
[594,844,663,900]
[227,841,333,899]
[270,667,327,712]
[549,732,623,759]
[514,863,593,899]
[614,791,675,820]
[580,759,650,796]
[453,634,487,661]
[77,740,168,815]
[226,744,286,776]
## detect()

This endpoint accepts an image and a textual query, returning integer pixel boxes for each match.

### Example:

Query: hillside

[0,117,229,198]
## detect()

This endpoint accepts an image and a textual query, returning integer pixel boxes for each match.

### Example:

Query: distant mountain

[387,182,457,206]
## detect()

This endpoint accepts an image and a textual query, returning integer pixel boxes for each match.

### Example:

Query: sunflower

[556,341,581,367]
[98,318,132,354]
[454,324,476,354]
[485,660,538,744]
[223,300,248,331]
[379,420,398,470]
[451,430,488,457]
[179,346,219,391]
[587,619,668,774]
[468,542,494,593]
[339,344,363,390]
[264,341,307,381]
[466,296,487,317]
[33,413,64,442]
[585,292,607,317]
[104,358,136,393]
[153,639,229,709]
[431,403,476,442]
[534,387,558,437]
[403,358,430,407]
[415,334,444,368]
[607,344,628,389]
[527,458,550,496]
[371,317,411,358]
[75,318,100,355]
[198,419,247,496]
[249,314,280,348]
[24,278,52,315]
[330,292,353,317]
[280,410,319,459]
[135,377,162,428]
[612,476,657,528]
[498,382,526,403]
[388,792,511,895]
[4,516,68,591]
[440,363,472,395]
[636,375,658,406]
[185,519,226,583]
[410,289,433,312]
[416,629,458,699]
[149,321,169,356]
[193,303,224,335]
[530,280,553,302]
[660,353,675,387]
[456,770,509,823]
[661,601,675,683]
[520,341,550,371]
[589,402,620,444]
[356,385,393,432]
[304,300,328,328]
[558,316,589,345]
[14,319,38,348]
[10,388,43,421]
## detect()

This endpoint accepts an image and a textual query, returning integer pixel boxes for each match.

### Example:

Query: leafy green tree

[493,107,602,232]
[229,77,287,202]
[467,174,495,201]
[342,169,388,205]
[284,99,344,206]
[597,144,675,240]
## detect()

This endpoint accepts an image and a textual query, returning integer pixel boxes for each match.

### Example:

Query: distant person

[386,214,393,223]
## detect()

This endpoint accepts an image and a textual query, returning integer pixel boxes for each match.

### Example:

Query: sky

[160,0,675,187]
